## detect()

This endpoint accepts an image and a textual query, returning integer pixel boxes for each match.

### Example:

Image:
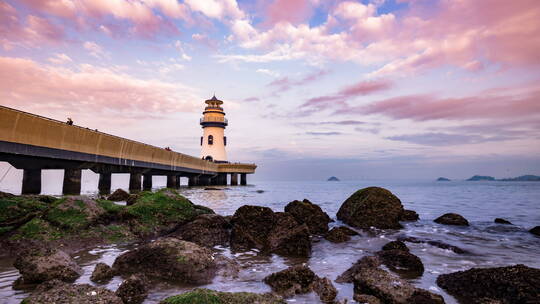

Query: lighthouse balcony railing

[200,117,228,124]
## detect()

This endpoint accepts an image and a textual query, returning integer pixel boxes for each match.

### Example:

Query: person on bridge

[66,118,73,125]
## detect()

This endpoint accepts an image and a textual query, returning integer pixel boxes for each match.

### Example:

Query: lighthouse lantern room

[200,95,228,163]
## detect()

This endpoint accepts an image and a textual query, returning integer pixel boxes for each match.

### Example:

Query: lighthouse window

[208,135,213,145]
[224,136,227,146]
[200,136,203,146]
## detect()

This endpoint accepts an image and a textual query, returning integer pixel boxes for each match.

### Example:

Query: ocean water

[1,180,539,303]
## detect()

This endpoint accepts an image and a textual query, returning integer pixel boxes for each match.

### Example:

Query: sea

[1,178,539,303]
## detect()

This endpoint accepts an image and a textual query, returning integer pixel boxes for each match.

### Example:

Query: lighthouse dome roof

[205,95,223,105]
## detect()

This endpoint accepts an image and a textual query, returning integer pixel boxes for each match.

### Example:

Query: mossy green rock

[337,187,404,229]
[161,288,285,304]
[14,247,82,284]
[45,197,106,230]
[22,281,123,304]
[0,196,50,232]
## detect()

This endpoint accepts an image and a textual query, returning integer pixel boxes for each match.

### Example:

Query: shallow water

[1,180,539,303]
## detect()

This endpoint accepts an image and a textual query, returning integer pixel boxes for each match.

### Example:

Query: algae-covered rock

[173,214,231,247]
[108,189,131,201]
[160,288,286,304]
[437,264,540,304]
[400,209,419,221]
[529,226,540,236]
[494,218,512,225]
[45,197,106,230]
[90,262,114,283]
[376,249,424,278]
[284,199,331,234]
[112,237,217,284]
[115,274,148,304]
[336,256,381,284]
[263,265,316,297]
[337,187,405,229]
[21,280,123,304]
[434,213,469,226]
[313,277,337,303]
[126,189,213,237]
[267,212,311,257]
[324,226,359,243]
[0,195,50,232]
[381,240,409,252]
[14,247,82,284]
[354,294,382,304]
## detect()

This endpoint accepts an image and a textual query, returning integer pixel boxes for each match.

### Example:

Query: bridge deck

[0,105,256,175]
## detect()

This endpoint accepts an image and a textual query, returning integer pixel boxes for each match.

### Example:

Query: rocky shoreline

[1,187,539,303]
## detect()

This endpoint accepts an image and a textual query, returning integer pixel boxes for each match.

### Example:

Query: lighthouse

[200,95,228,163]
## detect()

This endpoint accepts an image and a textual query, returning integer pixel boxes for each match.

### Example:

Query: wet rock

[45,197,107,230]
[400,209,419,221]
[337,187,405,229]
[267,212,312,257]
[353,264,444,304]
[397,236,467,254]
[14,247,82,284]
[0,195,49,230]
[284,199,331,234]
[108,189,131,201]
[112,237,217,284]
[0,191,15,199]
[381,240,409,252]
[354,294,382,304]
[325,226,359,243]
[313,277,337,303]
[22,281,123,304]
[90,262,114,283]
[115,274,148,304]
[437,264,540,304]
[529,226,540,236]
[160,288,286,304]
[230,205,276,251]
[434,213,469,226]
[126,194,139,206]
[494,218,512,225]
[173,214,231,247]
[264,265,317,297]
[408,290,445,303]
[204,187,221,190]
[230,205,311,257]
[376,249,424,277]
[336,256,381,283]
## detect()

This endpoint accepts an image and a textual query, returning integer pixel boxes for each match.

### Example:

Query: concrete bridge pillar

[175,175,181,188]
[199,175,211,186]
[230,173,238,186]
[98,172,111,195]
[240,173,247,185]
[219,173,227,185]
[63,168,82,195]
[166,175,177,189]
[22,169,41,195]
[143,174,152,191]
[188,176,199,187]
[129,173,142,193]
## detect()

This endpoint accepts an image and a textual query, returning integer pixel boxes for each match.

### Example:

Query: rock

[467,175,495,181]
[22,281,123,304]
[336,256,381,283]
[230,205,311,257]
[376,249,424,277]
[230,205,276,251]
[325,226,358,243]
[437,177,450,181]
[0,195,49,230]
[529,226,540,236]
[108,189,131,201]
[115,274,148,304]
[353,263,443,304]
[45,197,107,230]
[90,263,114,283]
[112,238,217,284]
[354,294,382,304]
[173,214,231,247]
[126,194,139,206]
[434,213,469,226]
[400,209,419,221]
[0,191,15,198]
[284,199,331,234]
[160,288,286,304]
[267,212,312,257]
[437,264,540,304]
[313,277,337,303]
[204,187,221,190]
[494,218,512,225]
[328,176,340,181]
[398,236,467,254]
[408,290,445,303]
[381,240,409,252]
[264,265,317,297]
[337,187,404,229]
[256,190,265,193]
[14,247,82,284]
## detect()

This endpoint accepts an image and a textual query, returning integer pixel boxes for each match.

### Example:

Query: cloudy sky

[1,0,539,181]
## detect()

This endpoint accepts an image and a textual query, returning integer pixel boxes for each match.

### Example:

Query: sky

[0,0,539,181]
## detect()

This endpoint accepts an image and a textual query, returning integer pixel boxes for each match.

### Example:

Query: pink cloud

[269,70,329,92]
[0,56,200,118]
[263,0,313,27]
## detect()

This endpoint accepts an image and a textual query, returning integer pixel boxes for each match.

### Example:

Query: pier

[0,105,256,195]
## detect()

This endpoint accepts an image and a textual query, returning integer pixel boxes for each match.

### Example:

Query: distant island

[466,175,540,181]
[467,175,496,181]
[437,177,451,181]
[327,176,340,181]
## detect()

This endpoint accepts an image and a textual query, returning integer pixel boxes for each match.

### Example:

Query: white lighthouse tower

[200,95,228,163]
